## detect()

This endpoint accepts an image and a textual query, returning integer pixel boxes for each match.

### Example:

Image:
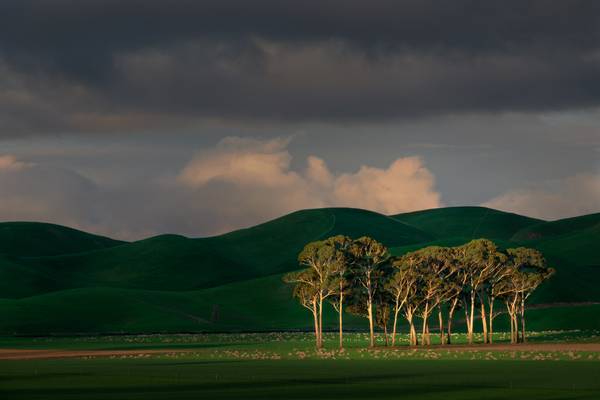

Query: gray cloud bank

[484,174,600,220]
[1,138,598,241]
[1,1,600,135]
[0,138,442,239]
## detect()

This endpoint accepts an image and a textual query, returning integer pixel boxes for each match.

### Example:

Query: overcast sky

[0,0,599,239]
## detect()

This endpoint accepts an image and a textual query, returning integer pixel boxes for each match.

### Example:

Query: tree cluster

[284,236,554,349]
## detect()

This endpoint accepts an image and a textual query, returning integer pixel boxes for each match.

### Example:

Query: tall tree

[347,236,390,347]
[472,241,509,344]
[485,256,512,344]
[496,270,521,344]
[443,248,467,345]
[495,247,554,343]
[431,247,459,346]
[386,256,419,346]
[375,299,392,346]
[402,286,423,346]
[508,247,554,343]
[325,235,353,350]
[457,239,502,344]
[414,247,452,346]
[291,240,340,348]
[283,270,320,347]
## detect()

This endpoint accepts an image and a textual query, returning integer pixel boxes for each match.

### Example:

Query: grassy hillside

[388,238,600,305]
[0,206,598,335]
[511,213,600,243]
[512,214,600,304]
[2,273,600,335]
[0,208,432,298]
[0,221,125,257]
[392,206,542,240]
[0,274,367,335]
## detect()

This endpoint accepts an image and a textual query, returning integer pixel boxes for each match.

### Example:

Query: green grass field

[5,357,600,400]
[4,358,600,400]
[2,332,600,399]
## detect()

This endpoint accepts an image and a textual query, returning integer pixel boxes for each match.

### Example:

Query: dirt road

[0,348,200,360]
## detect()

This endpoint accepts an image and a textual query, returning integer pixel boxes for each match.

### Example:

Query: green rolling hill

[0,221,124,257]
[0,208,432,298]
[511,213,600,305]
[0,206,598,335]
[511,212,600,243]
[391,206,542,240]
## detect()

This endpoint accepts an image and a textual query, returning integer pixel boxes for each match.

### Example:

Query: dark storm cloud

[3,1,599,62]
[1,0,600,134]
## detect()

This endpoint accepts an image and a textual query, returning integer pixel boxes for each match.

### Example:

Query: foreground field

[2,332,600,399]
[4,358,600,400]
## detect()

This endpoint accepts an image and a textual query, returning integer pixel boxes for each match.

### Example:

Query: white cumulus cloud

[483,174,600,220]
[178,136,443,225]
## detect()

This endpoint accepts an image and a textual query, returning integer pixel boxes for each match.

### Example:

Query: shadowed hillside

[392,206,542,240]
[0,207,598,335]
[0,208,432,298]
[511,213,600,305]
[0,222,125,257]
[511,212,600,244]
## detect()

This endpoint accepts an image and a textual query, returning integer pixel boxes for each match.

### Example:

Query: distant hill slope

[390,210,600,305]
[0,222,125,257]
[511,213,600,243]
[2,273,600,335]
[391,206,542,240]
[0,207,599,335]
[0,276,362,335]
[514,214,600,305]
[0,208,432,298]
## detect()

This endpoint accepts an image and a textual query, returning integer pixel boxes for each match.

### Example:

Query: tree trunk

[511,315,516,344]
[509,313,514,344]
[488,297,495,344]
[312,299,320,348]
[463,304,471,343]
[506,300,516,344]
[480,297,488,344]
[438,306,445,345]
[447,298,458,345]
[339,291,344,350]
[407,309,418,346]
[520,296,527,343]
[318,294,324,348]
[383,320,389,346]
[421,302,429,346]
[392,303,401,347]
[411,322,418,346]
[469,293,475,344]
[509,297,521,344]
[367,299,375,347]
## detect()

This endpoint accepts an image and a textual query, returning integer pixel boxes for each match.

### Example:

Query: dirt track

[0,348,200,360]
[2,342,600,360]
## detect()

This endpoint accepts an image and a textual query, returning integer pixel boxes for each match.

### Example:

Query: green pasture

[3,358,600,400]
[2,332,600,399]
[1,330,600,351]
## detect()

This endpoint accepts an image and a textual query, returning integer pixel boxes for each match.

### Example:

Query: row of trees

[284,236,554,349]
